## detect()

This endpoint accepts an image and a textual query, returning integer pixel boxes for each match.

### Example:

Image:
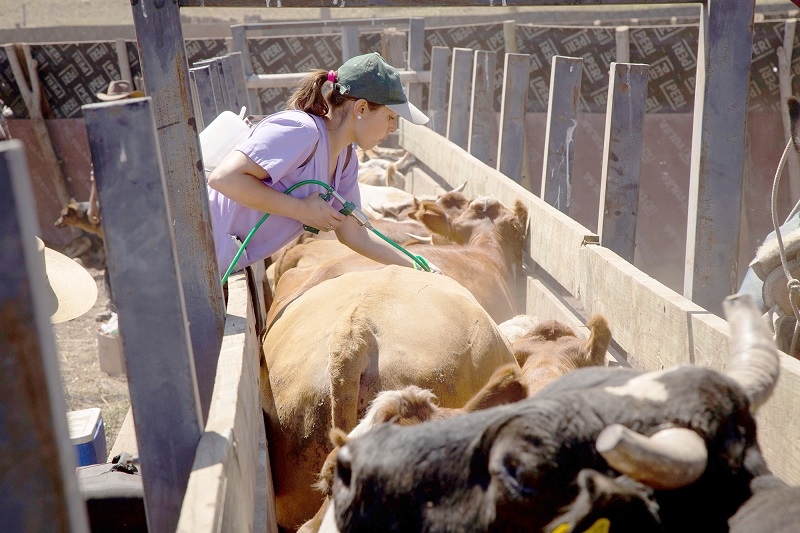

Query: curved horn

[453,181,467,193]
[722,293,780,412]
[404,233,432,244]
[596,424,708,490]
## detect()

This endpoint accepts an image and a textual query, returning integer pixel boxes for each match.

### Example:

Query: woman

[207,52,435,278]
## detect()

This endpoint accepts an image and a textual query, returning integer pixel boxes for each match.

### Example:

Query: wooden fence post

[615,26,630,63]
[428,46,450,135]
[447,47,474,150]
[497,53,531,184]
[83,98,205,533]
[0,139,90,533]
[541,55,583,213]
[219,54,241,113]
[341,26,360,62]
[194,58,228,116]
[598,62,649,263]
[230,24,261,114]
[407,17,426,109]
[227,51,250,115]
[131,0,225,423]
[469,49,497,166]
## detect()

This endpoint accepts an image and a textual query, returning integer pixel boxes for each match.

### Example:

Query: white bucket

[199,107,251,175]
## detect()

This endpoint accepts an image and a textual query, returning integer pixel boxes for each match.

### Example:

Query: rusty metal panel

[598,62,648,263]
[131,0,225,422]
[685,0,756,315]
[0,140,90,533]
[541,55,582,211]
[83,98,204,533]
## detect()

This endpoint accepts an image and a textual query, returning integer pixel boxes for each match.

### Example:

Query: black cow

[330,294,780,533]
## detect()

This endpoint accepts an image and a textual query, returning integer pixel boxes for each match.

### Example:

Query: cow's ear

[514,200,528,227]
[417,203,451,237]
[329,427,351,447]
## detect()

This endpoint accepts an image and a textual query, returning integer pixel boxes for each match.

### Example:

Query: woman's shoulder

[259,109,319,130]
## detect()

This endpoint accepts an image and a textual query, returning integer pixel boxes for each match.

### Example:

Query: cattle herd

[241,146,800,532]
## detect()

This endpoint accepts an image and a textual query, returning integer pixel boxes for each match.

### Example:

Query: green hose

[220,179,430,285]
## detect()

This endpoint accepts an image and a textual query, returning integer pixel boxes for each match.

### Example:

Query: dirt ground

[52,263,129,458]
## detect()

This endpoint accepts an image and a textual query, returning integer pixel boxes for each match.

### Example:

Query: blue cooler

[67,408,107,467]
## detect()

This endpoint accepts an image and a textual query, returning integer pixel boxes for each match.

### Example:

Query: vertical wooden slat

[220,54,240,112]
[503,20,517,54]
[195,58,228,117]
[341,26,360,62]
[116,38,133,83]
[541,55,583,213]
[230,24,261,114]
[428,46,450,135]
[190,65,218,132]
[497,53,530,184]
[468,49,497,166]
[83,98,204,533]
[598,62,649,263]
[407,17,426,109]
[447,47,474,150]
[131,0,225,422]
[684,0,755,315]
[227,51,251,115]
[0,140,90,533]
[615,26,630,63]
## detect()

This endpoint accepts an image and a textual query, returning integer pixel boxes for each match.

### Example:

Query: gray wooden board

[598,62,648,263]
[497,53,530,183]
[181,0,701,6]
[220,54,240,112]
[684,0,755,316]
[227,51,250,115]
[446,47,473,150]
[541,55,583,212]
[0,140,90,533]
[195,58,227,117]
[399,121,800,485]
[427,46,450,136]
[83,98,204,533]
[341,25,361,61]
[132,0,226,424]
[407,18,426,109]
[468,49,496,166]
[190,65,218,131]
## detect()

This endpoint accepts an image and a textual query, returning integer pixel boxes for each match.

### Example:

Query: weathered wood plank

[497,52,530,184]
[177,271,275,533]
[190,65,218,132]
[0,140,90,533]
[220,54,241,112]
[228,52,249,114]
[468,49,497,166]
[598,62,648,263]
[230,25,261,114]
[83,98,204,533]
[684,0,755,315]
[447,47,473,150]
[195,58,228,121]
[406,18,426,110]
[132,0,226,422]
[341,26,361,61]
[427,46,451,136]
[541,55,583,212]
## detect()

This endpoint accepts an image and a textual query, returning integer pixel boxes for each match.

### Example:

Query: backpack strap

[343,144,354,172]
[299,139,319,169]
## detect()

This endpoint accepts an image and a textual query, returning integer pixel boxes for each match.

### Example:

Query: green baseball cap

[336,52,429,125]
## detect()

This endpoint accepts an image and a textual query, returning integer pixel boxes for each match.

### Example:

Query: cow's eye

[502,454,538,497]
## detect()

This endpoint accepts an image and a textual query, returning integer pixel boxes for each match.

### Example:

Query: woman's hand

[300,194,345,232]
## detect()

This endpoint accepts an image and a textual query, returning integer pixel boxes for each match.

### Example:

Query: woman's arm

[208,150,345,230]
[335,216,419,268]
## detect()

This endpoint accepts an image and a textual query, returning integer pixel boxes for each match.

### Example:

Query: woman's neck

[324,114,354,156]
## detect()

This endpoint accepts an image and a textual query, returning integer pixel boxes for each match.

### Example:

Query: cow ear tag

[550,518,610,533]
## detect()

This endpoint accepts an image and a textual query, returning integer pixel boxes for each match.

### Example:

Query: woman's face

[353,101,398,149]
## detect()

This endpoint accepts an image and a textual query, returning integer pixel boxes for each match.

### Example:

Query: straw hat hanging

[35,237,98,323]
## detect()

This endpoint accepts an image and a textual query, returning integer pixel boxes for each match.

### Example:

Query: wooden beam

[684,0,755,315]
[246,69,429,89]
[447,48,474,150]
[341,25,361,62]
[132,0,226,421]
[468,49,497,166]
[190,65,218,132]
[598,62,648,263]
[541,55,583,212]
[0,140,90,533]
[83,97,204,533]
[180,0,700,6]
[428,47,451,136]
[406,18,426,110]
[497,53,530,184]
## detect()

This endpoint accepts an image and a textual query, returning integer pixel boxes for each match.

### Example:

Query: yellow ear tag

[550,518,610,533]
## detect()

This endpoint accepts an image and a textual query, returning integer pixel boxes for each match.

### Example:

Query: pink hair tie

[327,70,336,83]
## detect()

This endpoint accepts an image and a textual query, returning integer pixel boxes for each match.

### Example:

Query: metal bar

[195,58,228,116]
[180,0,700,6]
[246,69,429,89]
[0,139,90,533]
[684,0,755,315]
[220,54,240,112]
[407,17,426,109]
[428,46,451,136]
[190,65,218,132]
[598,62,648,263]
[341,25,361,62]
[541,55,583,212]
[230,25,260,114]
[497,53,530,184]
[227,51,251,115]
[447,47,474,150]
[131,0,225,423]
[468,49,497,165]
[83,98,204,533]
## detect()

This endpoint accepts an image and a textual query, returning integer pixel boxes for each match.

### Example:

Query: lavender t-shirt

[207,110,359,276]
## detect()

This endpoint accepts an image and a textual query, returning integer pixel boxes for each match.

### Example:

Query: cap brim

[44,248,98,323]
[387,100,429,126]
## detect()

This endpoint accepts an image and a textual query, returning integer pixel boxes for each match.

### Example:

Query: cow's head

[330,294,779,532]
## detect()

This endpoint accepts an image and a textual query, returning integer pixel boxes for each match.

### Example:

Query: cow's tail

[328,311,375,433]
[584,314,612,366]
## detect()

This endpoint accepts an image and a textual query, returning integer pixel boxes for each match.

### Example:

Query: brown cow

[267,195,528,330]
[261,266,518,530]
[54,197,104,239]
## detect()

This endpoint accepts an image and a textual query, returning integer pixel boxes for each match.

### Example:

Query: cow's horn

[404,233,432,244]
[453,181,467,193]
[596,424,707,490]
[722,293,780,412]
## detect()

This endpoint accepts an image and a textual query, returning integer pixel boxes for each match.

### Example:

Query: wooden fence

[8,0,800,532]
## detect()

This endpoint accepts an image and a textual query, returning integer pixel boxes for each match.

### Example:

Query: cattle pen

[4,0,800,532]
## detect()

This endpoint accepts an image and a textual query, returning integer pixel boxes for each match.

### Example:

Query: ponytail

[286,69,381,118]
